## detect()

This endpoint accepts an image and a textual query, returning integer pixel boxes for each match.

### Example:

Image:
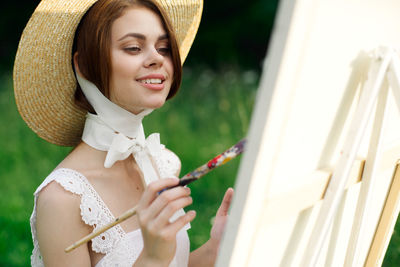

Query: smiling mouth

[137,78,163,84]
[136,78,165,91]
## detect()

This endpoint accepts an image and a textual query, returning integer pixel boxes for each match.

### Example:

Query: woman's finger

[161,210,196,239]
[139,178,180,207]
[140,186,191,224]
[216,188,234,217]
[153,196,193,227]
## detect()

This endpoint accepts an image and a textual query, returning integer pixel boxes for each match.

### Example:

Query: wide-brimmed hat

[13,0,203,146]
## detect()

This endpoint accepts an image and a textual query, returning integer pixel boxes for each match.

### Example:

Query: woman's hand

[210,188,234,249]
[188,187,234,267]
[134,178,196,267]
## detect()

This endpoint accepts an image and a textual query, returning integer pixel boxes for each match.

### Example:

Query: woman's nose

[144,47,164,68]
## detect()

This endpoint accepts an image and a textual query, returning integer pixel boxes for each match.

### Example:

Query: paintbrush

[65,139,246,253]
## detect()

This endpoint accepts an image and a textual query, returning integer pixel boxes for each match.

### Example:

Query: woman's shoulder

[35,173,91,241]
[34,176,92,265]
[35,168,88,213]
[36,176,82,214]
[34,168,89,198]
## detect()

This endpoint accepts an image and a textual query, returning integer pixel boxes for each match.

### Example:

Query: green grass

[0,73,72,266]
[1,66,400,266]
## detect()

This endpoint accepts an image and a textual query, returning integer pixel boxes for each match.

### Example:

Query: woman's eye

[157,47,170,55]
[124,46,140,52]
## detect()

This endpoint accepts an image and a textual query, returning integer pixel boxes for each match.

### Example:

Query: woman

[13,0,233,266]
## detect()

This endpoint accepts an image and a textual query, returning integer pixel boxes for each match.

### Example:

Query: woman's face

[109,7,174,114]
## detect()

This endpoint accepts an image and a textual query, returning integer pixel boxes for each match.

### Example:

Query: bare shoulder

[36,180,81,215]
[36,181,92,266]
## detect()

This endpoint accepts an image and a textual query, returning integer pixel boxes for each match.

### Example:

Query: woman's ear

[73,52,82,76]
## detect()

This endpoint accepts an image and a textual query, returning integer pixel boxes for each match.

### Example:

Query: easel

[302,47,400,266]
[216,0,400,263]
[217,47,400,267]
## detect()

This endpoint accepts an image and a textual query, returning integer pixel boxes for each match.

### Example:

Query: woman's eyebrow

[118,32,145,41]
[158,34,168,40]
[118,33,169,41]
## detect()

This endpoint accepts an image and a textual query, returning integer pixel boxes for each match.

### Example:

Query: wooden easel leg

[365,162,400,267]
[344,81,390,266]
[301,49,393,267]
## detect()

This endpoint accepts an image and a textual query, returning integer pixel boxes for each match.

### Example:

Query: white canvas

[216,0,400,266]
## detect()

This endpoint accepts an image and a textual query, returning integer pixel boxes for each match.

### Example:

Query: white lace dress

[30,149,190,267]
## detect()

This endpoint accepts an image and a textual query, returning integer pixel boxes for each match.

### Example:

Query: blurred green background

[1,0,399,266]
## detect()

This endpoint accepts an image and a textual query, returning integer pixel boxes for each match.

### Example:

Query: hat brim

[13,0,202,146]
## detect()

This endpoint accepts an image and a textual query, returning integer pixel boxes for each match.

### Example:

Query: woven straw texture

[13,0,203,146]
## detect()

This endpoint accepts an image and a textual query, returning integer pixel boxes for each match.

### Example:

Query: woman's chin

[148,99,167,110]
[122,98,167,114]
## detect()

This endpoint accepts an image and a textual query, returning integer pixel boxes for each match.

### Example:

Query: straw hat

[13,0,203,146]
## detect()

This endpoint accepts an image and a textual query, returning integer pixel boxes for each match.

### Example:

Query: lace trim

[96,230,143,267]
[30,168,125,266]
[153,148,181,178]
[55,168,125,253]
[31,147,183,266]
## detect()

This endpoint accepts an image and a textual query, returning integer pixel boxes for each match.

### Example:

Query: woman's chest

[85,168,144,233]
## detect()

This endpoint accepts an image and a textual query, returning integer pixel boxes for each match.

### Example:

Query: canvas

[216,0,400,266]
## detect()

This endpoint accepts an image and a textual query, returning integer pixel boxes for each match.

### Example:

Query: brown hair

[73,0,182,113]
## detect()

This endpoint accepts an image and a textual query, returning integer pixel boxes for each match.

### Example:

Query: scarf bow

[104,132,162,168]
[77,73,163,185]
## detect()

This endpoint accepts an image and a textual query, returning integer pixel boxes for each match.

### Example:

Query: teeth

[139,78,162,84]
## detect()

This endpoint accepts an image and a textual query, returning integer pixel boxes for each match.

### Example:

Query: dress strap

[34,168,125,254]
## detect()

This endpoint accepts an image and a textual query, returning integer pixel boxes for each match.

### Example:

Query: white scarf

[76,73,162,186]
